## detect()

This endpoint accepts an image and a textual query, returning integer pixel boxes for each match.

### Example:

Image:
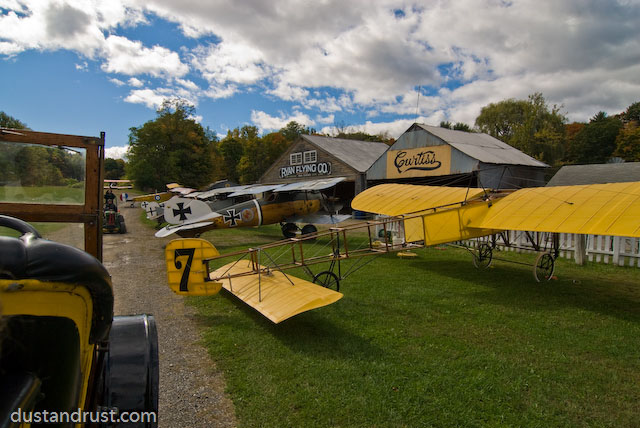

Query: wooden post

[574,234,586,266]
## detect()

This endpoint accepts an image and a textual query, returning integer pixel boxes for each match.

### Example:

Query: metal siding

[367,124,548,181]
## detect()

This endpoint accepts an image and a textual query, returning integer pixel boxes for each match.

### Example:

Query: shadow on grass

[405,252,640,322]
[191,291,384,362]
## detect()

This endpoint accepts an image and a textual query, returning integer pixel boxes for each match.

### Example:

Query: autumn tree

[613,127,640,161]
[475,93,566,165]
[237,132,289,183]
[126,100,216,191]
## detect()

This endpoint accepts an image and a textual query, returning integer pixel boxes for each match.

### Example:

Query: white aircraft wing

[275,177,346,192]
[155,221,215,238]
[227,184,284,197]
[196,185,252,200]
[286,213,351,225]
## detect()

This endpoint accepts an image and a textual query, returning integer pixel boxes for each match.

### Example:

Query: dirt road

[102,205,236,427]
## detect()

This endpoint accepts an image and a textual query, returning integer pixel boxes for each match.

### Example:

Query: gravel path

[102,204,237,428]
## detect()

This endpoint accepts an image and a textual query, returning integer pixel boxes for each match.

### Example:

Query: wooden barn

[366,123,548,189]
[259,134,389,202]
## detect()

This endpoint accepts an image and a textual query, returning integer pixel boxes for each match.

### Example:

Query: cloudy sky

[2,0,639,159]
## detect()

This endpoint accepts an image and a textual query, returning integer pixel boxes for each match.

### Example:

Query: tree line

[446,93,640,167]
[125,101,394,191]
[3,94,639,190]
[0,114,85,186]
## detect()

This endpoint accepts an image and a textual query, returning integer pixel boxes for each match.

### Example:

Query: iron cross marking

[223,209,241,226]
[173,202,192,221]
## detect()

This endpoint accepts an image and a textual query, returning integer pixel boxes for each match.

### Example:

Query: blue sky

[1,0,639,159]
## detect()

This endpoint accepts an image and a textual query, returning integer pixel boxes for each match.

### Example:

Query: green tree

[237,132,289,183]
[280,121,315,142]
[453,122,473,132]
[614,126,640,161]
[105,158,126,180]
[439,121,452,129]
[475,93,566,165]
[568,112,623,164]
[126,100,215,190]
[218,133,244,183]
[622,101,640,124]
[0,111,28,129]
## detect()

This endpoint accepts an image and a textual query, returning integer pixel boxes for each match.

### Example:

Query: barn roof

[547,162,640,186]
[413,124,548,167]
[301,135,389,172]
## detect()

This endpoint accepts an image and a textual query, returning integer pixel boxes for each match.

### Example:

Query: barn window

[303,150,317,164]
[290,152,302,165]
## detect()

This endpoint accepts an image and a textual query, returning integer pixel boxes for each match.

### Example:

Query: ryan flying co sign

[385,145,451,179]
[279,162,332,179]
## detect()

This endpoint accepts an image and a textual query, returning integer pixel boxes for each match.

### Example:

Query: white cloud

[251,110,315,132]
[105,145,129,160]
[102,35,189,78]
[2,0,640,138]
[191,41,267,86]
[109,77,126,86]
[128,77,144,87]
[124,88,166,109]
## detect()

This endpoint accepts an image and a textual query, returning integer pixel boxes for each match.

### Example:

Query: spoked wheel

[313,271,340,292]
[301,224,317,240]
[281,222,298,238]
[472,243,493,269]
[533,252,555,282]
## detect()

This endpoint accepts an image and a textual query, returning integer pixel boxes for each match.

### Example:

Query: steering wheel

[0,215,42,238]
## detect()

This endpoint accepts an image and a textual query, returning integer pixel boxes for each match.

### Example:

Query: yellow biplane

[163,181,640,323]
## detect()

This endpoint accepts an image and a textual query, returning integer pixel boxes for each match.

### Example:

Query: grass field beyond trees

[188,226,640,428]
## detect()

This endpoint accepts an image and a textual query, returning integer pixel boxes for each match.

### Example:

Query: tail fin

[165,238,222,296]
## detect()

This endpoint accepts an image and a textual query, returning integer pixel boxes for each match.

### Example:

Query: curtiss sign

[279,162,332,178]
[386,146,451,178]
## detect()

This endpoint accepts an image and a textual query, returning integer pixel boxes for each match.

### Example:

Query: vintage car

[0,129,158,427]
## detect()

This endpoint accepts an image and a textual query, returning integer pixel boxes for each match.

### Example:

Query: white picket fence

[466,231,640,267]
[373,217,640,268]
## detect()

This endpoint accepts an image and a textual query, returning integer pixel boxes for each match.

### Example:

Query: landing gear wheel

[534,252,555,282]
[301,224,317,238]
[472,243,493,269]
[313,271,340,292]
[281,222,298,239]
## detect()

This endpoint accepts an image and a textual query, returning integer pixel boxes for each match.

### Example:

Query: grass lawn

[187,226,640,427]
[0,185,84,205]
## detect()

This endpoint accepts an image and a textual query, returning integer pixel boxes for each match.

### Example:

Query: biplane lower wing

[211,261,343,324]
[165,238,343,323]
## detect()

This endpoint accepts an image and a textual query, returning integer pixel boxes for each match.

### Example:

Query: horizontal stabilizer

[211,261,343,323]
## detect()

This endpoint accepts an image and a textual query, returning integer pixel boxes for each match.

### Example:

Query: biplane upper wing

[351,183,487,216]
[474,181,640,238]
[226,177,347,197]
